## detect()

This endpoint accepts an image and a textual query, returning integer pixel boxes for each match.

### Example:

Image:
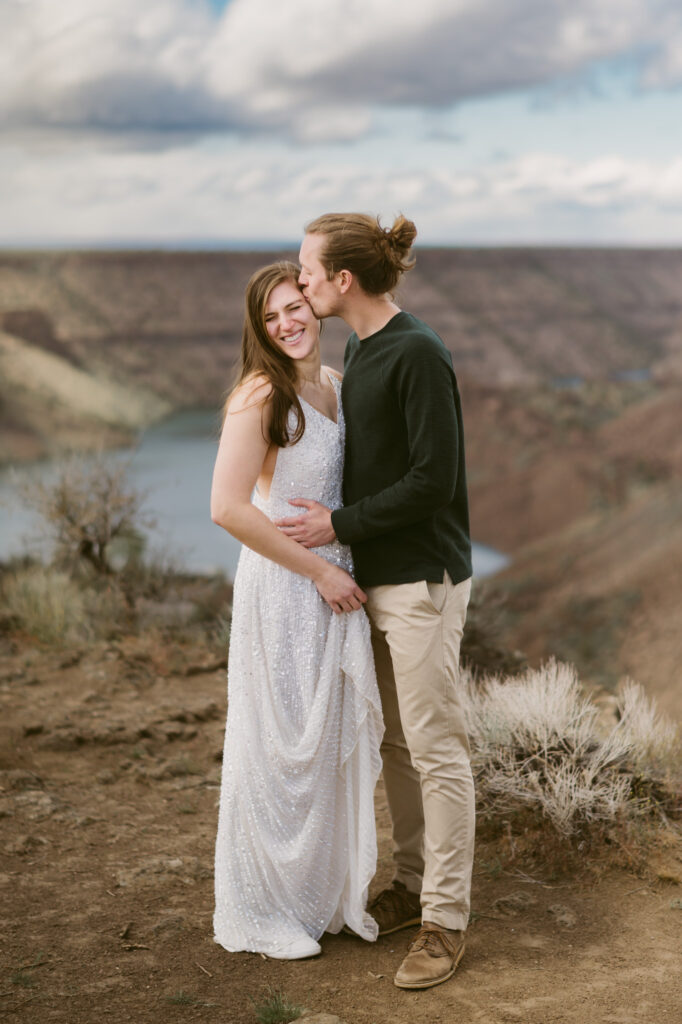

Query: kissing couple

[211,212,474,991]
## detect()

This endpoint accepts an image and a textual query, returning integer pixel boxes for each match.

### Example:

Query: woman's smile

[281,327,304,345]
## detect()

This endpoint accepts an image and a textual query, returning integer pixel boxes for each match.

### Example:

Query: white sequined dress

[213,374,383,956]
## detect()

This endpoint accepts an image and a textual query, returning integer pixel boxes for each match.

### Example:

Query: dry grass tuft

[2,565,90,644]
[250,988,302,1024]
[459,659,680,840]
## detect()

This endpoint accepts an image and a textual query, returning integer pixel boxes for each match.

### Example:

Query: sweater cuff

[330,505,358,545]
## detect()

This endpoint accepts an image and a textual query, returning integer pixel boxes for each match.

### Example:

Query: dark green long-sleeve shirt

[330,311,472,588]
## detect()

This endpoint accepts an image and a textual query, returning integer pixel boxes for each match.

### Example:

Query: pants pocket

[424,573,447,614]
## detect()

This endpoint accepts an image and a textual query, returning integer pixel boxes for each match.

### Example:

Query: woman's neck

[295,353,323,389]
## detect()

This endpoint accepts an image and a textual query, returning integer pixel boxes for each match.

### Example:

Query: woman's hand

[314,562,367,614]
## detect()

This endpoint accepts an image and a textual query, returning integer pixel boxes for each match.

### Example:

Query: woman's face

[264,279,319,361]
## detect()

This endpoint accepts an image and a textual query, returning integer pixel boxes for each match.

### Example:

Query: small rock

[40,727,88,750]
[548,903,577,928]
[59,651,84,669]
[157,722,191,742]
[1,769,43,791]
[186,662,226,678]
[70,814,99,828]
[14,791,60,820]
[22,723,45,736]
[193,700,221,721]
[93,723,134,745]
[5,833,49,855]
[148,758,197,781]
[83,691,108,704]
[152,913,186,936]
[96,770,117,785]
[670,898,682,910]
[492,891,537,916]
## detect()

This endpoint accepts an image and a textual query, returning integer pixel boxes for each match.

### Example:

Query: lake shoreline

[0,408,509,582]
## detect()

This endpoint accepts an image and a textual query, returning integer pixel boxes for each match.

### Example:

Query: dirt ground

[1,634,681,1024]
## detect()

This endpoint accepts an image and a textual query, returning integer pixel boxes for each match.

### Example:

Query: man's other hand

[275,498,336,548]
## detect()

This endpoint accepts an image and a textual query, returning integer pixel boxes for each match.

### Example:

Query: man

[277,212,475,990]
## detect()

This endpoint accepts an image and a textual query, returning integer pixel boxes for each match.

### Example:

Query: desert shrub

[19,455,153,578]
[458,659,680,837]
[2,565,90,644]
[13,455,185,627]
[616,678,679,770]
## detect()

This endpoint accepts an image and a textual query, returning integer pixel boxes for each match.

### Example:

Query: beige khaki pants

[365,573,474,932]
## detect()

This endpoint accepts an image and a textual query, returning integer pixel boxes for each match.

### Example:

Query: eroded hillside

[1,247,682,461]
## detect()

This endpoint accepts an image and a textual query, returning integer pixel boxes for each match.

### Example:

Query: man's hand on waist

[275,498,337,548]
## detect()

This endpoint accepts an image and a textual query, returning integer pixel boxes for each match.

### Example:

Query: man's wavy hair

[305,212,417,295]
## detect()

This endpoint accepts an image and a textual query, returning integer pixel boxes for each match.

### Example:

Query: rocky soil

[1,628,680,1024]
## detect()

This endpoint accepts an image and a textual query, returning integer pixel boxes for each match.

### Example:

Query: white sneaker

[266,935,322,960]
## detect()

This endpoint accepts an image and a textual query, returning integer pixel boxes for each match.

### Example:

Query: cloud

[2,135,681,245]
[2,0,682,143]
[0,0,237,135]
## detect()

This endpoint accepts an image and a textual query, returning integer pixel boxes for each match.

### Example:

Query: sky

[1,0,682,247]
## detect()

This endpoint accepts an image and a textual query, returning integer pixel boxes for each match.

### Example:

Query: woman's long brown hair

[223,262,307,448]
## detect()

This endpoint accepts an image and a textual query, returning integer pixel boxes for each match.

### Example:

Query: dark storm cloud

[2,0,681,144]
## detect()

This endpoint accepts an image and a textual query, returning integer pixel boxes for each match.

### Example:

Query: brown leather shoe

[367,881,422,936]
[393,923,465,989]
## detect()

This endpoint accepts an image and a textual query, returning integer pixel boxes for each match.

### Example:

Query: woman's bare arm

[210,378,366,614]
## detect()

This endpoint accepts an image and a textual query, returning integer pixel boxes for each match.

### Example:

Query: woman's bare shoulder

[226,374,274,415]
[324,365,342,382]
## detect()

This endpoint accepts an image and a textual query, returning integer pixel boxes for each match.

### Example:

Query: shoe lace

[409,926,457,957]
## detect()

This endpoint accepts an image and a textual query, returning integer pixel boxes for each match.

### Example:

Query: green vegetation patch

[251,987,302,1024]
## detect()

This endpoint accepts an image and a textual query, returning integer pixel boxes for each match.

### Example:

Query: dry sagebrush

[18,456,151,577]
[457,659,680,836]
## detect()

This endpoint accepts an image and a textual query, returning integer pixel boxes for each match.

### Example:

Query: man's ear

[337,269,353,294]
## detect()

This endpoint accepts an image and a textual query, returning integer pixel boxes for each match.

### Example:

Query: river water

[0,410,508,580]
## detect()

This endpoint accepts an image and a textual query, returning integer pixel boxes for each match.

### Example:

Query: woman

[211,262,383,960]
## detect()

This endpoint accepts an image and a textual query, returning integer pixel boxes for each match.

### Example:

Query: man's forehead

[300,233,323,259]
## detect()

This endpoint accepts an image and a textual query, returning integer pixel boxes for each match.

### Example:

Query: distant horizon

[2,239,682,254]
